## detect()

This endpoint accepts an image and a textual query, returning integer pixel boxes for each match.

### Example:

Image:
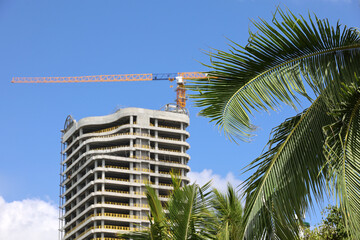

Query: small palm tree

[118,177,215,240]
[188,7,360,239]
[211,184,243,240]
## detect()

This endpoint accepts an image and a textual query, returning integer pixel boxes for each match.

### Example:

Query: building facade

[59,107,191,240]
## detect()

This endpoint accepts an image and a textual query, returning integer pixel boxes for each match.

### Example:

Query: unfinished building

[59,107,191,240]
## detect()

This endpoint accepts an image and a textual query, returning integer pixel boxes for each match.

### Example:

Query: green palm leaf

[119,179,215,240]
[241,95,334,239]
[167,181,214,240]
[323,79,360,238]
[211,184,243,240]
[119,186,169,240]
[188,8,360,142]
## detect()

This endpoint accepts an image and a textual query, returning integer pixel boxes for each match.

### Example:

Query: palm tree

[188,8,360,239]
[118,177,215,240]
[211,184,243,240]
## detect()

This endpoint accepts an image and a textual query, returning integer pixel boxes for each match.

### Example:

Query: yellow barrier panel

[93,125,121,134]
[134,192,146,196]
[103,213,148,220]
[104,201,129,206]
[159,183,173,187]
[70,222,139,240]
[130,155,152,160]
[105,177,129,182]
[133,203,149,208]
[158,136,180,141]
[93,145,129,151]
[105,165,129,170]
[92,132,131,139]
[158,124,181,130]
[104,213,130,219]
[105,189,129,194]
[103,225,130,230]
[158,148,181,153]
[159,169,180,175]
[159,159,181,164]
[73,226,94,240]
[134,144,150,149]
[133,179,153,184]
[133,168,154,173]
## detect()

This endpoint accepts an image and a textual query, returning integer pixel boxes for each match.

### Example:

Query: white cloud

[188,169,243,193]
[0,196,58,240]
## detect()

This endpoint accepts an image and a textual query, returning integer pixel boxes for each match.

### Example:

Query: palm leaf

[119,179,215,240]
[241,95,334,239]
[211,184,243,240]
[119,186,169,240]
[323,79,360,238]
[188,8,360,142]
[167,181,214,240]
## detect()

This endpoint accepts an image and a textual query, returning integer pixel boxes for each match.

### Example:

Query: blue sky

[0,0,359,238]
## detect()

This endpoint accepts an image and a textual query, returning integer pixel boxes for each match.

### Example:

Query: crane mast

[12,72,207,109]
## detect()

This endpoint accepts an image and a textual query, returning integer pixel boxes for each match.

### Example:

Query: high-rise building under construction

[59,106,191,240]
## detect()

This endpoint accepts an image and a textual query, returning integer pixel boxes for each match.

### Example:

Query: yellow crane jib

[11,72,208,108]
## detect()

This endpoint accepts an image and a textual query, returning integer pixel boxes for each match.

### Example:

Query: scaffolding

[59,133,66,240]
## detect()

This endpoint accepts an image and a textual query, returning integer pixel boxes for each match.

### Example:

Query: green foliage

[322,81,360,237]
[188,7,360,239]
[241,99,333,239]
[188,8,360,143]
[118,181,244,240]
[118,177,215,240]
[303,205,350,240]
[211,184,244,240]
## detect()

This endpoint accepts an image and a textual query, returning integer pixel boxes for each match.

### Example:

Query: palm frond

[211,184,243,240]
[120,177,216,240]
[119,186,169,240]
[241,95,334,239]
[167,181,215,240]
[323,79,360,238]
[188,8,360,142]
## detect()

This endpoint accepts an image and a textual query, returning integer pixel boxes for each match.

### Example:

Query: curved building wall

[60,108,190,240]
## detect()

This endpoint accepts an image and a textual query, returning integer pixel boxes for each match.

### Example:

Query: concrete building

[59,106,191,240]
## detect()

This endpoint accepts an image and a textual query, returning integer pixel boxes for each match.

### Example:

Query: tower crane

[12,72,207,110]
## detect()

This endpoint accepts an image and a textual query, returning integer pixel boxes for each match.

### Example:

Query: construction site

[59,107,191,240]
[12,72,207,240]
[3,2,359,240]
